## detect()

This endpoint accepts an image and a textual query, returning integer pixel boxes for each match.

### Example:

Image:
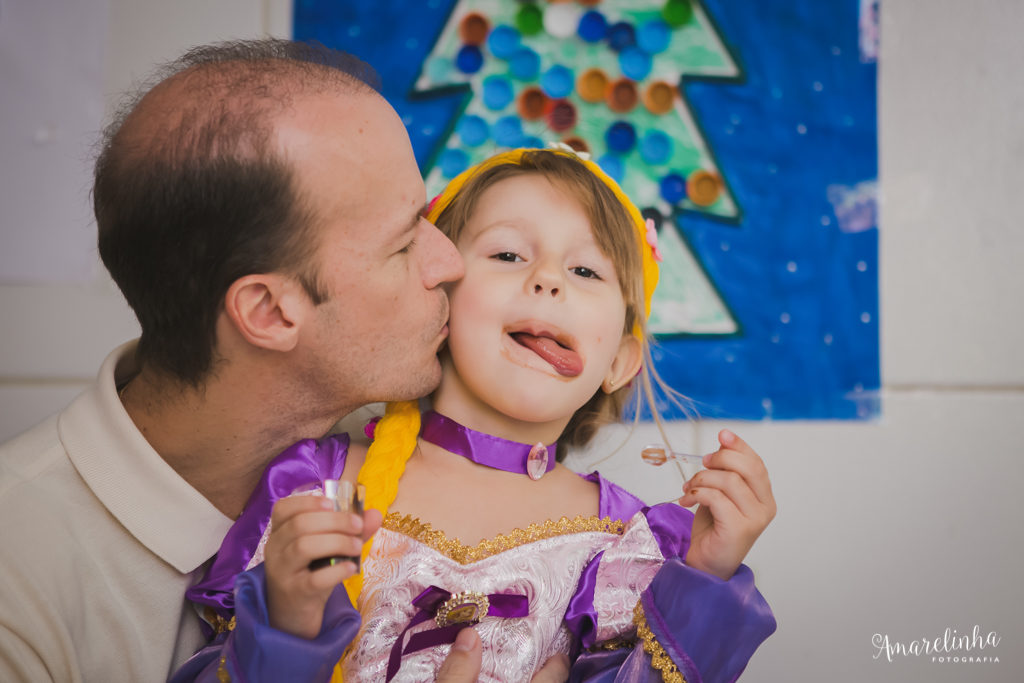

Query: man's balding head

[95,40,381,385]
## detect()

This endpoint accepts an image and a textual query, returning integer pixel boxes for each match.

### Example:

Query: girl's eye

[492,251,523,263]
[397,239,416,255]
[571,266,601,280]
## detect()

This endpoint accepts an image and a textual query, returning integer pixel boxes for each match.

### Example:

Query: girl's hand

[676,430,775,580]
[263,495,382,639]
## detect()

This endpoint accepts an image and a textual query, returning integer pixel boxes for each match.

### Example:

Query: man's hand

[436,628,570,682]
[263,495,382,639]
[677,429,776,580]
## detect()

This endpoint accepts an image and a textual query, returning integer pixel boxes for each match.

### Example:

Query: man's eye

[572,266,601,279]
[492,252,522,262]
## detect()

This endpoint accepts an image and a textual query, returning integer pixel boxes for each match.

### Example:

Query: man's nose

[420,220,464,288]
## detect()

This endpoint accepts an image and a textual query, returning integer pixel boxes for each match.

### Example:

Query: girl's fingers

[677,484,740,526]
[683,468,762,520]
[277,533,364,574]
[703,436,774,508]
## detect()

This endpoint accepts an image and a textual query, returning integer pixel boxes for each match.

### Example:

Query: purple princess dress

[172,425,775,683]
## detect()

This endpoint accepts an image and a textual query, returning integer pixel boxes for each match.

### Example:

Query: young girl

[175,148,776,682]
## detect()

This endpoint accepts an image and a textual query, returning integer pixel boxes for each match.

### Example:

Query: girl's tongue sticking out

[510,331,583,377]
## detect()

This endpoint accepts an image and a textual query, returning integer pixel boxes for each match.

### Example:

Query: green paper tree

[417,0,739,335]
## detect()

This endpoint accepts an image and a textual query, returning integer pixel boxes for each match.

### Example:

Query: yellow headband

[425,147,660,342]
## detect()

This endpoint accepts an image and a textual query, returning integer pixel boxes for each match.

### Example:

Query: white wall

[2,1,1022,681]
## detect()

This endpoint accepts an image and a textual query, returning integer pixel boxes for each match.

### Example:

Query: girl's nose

[531,263,563,298]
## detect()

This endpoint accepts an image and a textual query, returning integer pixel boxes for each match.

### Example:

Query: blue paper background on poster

[294,0,879,420]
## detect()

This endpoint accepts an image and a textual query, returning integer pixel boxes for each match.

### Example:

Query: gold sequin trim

[216,654,230,682]
[634,600,686,683]
[383,513,624,565]
[204,607,237,635]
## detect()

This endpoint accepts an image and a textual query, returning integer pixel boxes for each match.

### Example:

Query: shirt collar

[58,341,233,573]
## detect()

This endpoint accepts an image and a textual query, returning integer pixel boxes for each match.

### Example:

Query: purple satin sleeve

[643,502,693,560]
[186,433,350,620]
[649,559,775,683]
[170,564,361,683]
[568,560,775,683]
[569,647,662,683]
[580,471,646,521]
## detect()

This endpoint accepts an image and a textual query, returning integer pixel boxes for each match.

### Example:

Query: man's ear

[223,274,307,352]
[602,335,643,394]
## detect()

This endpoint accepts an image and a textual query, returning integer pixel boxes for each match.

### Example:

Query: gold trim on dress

[382,512,625,565]
[633,600,687,683]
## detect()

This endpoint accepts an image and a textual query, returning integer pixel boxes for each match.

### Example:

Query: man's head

[96,39,462,407]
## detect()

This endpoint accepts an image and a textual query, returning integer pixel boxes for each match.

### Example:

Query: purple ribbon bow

[386,585,529,681]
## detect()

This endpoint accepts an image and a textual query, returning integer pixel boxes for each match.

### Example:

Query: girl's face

[435,174,640,428]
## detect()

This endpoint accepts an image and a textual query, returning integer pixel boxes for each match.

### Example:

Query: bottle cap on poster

[541,65,575,98]
[545,98,578,132]
[606,78,639,113]
[662,0,694,28]
[640,130,673,165]
[637,18,672,54]
[659,172,687,203]
[543,3,582,39]
[605,121,637,153]
[686,169,722,206]
[457,115,490,147]
[509,47,541,80]
[643,81,676,114]
[459,12,491,46]
[493,115,525,147]
[619,46,652,81]
[606,22,637,52]
[440,148,470,178]
[483,75,514,110]
[561,136,591,155]
[455,45,484,74]
[517,86,549,120]
[598,153,626,184]
[577,10,608,43]
[577,68,610,102]
[515,4,544,36]
[488,25,521,59]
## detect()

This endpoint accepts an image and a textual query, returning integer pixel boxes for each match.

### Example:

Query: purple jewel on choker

[420,410,558,480]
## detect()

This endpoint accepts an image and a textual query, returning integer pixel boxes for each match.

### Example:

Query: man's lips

[508,330,583,377]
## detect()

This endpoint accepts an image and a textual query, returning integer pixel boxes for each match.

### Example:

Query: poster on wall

[295,0,880,419]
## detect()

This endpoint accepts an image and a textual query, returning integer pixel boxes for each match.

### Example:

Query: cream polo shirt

[0,341,233,682]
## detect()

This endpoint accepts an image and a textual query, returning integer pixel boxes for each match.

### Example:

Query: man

[0,40,566,682]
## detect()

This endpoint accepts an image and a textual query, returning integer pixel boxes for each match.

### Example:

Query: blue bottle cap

[482,75,515,111]
[492,115,525,147]
[457,115,490,147]
[637,18,672,54]
[619,46,652,81]
[605,121,637,154]
[509,47,541,80]
[455,44,484,74]
[659,172,688,203]
[540,64,575,98]
[597,153,626,184]
[439,148,470,178]
[577,10,608,43]
[640,130,673,165]
[488,25,521,59]
[606,22,637,53]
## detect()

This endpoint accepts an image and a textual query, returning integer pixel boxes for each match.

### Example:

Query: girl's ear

[223,274,307,352]
[602,335,643,394]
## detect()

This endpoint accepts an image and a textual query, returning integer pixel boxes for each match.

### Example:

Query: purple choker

[419,410,558,481]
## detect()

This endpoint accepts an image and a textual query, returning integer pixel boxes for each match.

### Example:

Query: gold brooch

[435,591,490,627]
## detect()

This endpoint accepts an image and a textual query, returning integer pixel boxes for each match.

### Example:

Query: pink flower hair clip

[645,218,664,262]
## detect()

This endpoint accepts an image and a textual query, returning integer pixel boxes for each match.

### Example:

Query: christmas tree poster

[295,0,879,419]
